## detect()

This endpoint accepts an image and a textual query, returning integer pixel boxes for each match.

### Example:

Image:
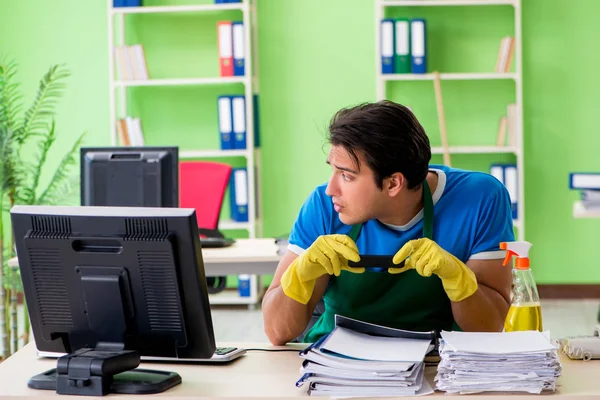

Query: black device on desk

[348,255,405,272]
[10,205,244,396]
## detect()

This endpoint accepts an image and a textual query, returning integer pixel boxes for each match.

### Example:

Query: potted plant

[0,60,85,359]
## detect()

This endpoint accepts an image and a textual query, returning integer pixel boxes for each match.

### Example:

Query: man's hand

[390,238,478,302]
[280,235,364,304]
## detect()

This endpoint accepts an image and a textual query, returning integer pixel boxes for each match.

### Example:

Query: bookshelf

[107,0,263,307]
[376,0,525,240]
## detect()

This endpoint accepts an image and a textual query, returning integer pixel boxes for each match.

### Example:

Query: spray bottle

[501,241,543,332]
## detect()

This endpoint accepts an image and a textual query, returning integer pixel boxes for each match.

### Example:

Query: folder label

[410,19,426,74]
[232,22,245,76]
[234,169,248,206]
[381,20,395,74]
[218,96,233,149]
[232,96,246,149]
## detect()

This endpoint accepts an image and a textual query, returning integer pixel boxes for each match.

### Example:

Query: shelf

[573,201,600,219]
[111,3,245,15]
[381,0,516,6]
[381,73,517,81]
[180,149,249,159]
[431,146,519,155]
[113,77,248,88]
[219,220,252,230]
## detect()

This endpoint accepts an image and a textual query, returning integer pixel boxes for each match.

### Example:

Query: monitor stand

[27,347,181,395]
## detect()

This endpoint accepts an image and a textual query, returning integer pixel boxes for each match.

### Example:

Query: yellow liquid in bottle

[504,303,543,332]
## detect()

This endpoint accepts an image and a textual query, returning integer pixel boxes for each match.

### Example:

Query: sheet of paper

[440,330,556,354]
[321,326,431,362]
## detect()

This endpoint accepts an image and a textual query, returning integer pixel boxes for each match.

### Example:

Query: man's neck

[378,171,438,227]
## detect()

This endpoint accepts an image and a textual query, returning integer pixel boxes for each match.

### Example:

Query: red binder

[217,21,233,77]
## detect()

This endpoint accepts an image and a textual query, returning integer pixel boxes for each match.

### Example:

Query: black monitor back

[11,205,215,359]
[80,146,178,208]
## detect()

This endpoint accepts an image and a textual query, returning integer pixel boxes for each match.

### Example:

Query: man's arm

[262,250,329,345]
[451,258,512,332]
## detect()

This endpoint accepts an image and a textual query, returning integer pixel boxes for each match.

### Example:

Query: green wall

[0,0,598,284]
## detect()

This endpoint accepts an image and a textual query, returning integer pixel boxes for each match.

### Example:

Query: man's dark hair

[327,100,431,190]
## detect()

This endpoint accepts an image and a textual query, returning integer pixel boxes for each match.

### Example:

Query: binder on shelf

[380,19,395,74]
[253,93,260,148]
[490,164,518,220]
[490,164,504,184]
[232,21,245,77]
[238,274,251,297]
[113,0,125,7]
[230,168,249,222]
[232,96,247,149]
[217,21,234,77]
[394,19,410,74]
[218,96,233,150]
[410,19,426,74]
[124,0,141,6]
[569,173,600,190]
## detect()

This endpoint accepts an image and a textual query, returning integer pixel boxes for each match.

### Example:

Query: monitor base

[28,367,181,395]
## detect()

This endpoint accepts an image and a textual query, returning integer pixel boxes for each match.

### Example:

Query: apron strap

[348,179,434,242]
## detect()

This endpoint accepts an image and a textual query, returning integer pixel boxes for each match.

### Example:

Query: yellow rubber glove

[390,238,478,302]
[280,235,364,304]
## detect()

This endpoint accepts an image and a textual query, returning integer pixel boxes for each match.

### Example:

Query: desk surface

[1,342,600,399]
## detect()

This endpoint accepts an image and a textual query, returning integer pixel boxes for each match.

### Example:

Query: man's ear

[386,172,405,197]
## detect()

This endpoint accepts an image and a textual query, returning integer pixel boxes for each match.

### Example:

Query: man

[262,100,514,346]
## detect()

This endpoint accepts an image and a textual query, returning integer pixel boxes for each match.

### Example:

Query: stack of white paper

[435,330,562,395]
[296,316,435,397]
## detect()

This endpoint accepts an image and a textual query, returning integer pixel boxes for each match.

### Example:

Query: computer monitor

[80,146,179,208]
[10,205,216,396]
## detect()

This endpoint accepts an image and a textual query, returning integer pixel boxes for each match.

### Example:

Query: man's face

[325,145,385,225]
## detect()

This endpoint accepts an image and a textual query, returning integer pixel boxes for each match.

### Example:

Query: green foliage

[0,60,85,289]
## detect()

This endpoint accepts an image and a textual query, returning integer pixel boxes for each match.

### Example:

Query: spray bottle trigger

[503,250,517,267]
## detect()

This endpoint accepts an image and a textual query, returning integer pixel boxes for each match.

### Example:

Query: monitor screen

[80,146,179,208]
[10,205,216,395]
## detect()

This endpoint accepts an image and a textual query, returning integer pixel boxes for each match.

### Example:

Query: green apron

[303,180,458,342]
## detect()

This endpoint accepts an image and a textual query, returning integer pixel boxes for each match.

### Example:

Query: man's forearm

[451,284,510,332]
[262,286,313,345]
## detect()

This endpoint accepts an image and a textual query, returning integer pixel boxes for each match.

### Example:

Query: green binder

[394,18,411,74]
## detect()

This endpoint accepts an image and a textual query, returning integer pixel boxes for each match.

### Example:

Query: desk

[0,343,599,399]
[7,238,283,308]
[7,238,282,278]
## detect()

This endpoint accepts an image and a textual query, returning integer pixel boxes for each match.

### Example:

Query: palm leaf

[37,131,85,205]
[15,65,69,145]
[22,120,57,205]
[0,60,22,133]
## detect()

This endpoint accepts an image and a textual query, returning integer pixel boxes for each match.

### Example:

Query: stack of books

[295,315,435,397]
[435,330,562,394]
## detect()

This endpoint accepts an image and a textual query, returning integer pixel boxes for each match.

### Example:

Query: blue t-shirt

[288,165,515,341]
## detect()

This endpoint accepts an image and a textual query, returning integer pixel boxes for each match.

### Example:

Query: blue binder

[230,168,249,222]
[238,274,250,297]
[217,96,233,150]
[113,0,125,6]
[253,94,260,148]
[410,19,426,74]
[569,172,600,190]
[232,96,247,149]
[490,163,518,220]
[232,21,245,76]
[124,0,141,6]
[380,19,395,74]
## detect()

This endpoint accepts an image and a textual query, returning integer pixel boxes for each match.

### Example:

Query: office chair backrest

[180,161,232,230]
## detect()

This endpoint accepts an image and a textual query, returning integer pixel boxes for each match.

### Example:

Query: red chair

[180,161,232,294]
[180,160,232,238]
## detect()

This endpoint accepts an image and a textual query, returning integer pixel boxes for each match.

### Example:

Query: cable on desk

[245,348,302,352]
